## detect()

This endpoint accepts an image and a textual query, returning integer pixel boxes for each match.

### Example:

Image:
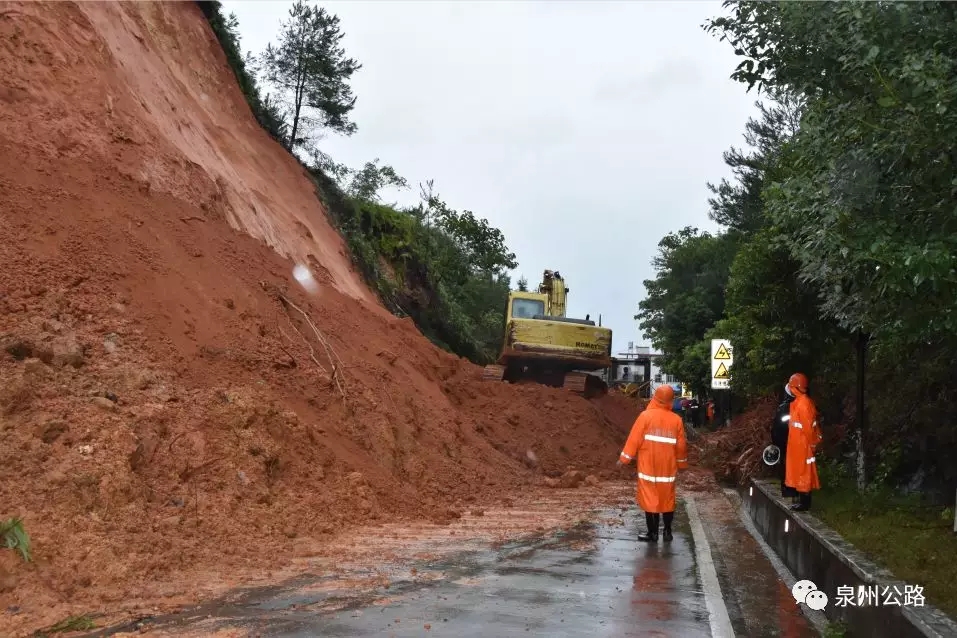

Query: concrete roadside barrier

[744,479,957,638]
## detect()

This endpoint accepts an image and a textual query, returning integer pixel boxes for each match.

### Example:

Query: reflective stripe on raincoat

[619,399,688,513]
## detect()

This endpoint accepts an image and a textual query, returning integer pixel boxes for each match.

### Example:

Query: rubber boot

[638,513,659,542]
[790,492,811,512]
[662,511,674,542]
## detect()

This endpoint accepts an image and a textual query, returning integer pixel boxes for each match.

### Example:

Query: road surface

[84,487,818,638]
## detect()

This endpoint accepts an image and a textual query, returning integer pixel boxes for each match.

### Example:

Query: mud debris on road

[39,482,818,638]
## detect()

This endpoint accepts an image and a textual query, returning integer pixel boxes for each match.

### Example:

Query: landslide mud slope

[0,2,637,632]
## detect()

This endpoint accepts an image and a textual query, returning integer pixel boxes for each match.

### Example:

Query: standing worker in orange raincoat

[784,373,822,511]
[616,384,688,542]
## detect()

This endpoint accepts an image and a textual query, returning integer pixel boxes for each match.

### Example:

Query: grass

[32,614,97,636]
[822,621,848,638]
[813,470,957,618]
[1,517,32,562]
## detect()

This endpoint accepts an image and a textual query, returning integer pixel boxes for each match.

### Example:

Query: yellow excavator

[482,270,612,396]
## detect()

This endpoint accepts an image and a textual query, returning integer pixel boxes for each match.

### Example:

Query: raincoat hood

[651,385,675,410]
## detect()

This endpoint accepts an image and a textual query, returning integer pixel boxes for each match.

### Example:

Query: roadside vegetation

[817,463,957,617]
[637,0,957,608]
[197,0,516,364]
[31,614,97,637]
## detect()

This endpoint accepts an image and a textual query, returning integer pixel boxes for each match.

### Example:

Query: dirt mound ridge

[0,2,638,632]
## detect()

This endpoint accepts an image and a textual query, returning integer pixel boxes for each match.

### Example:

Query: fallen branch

[734,446,754,468]
[168,432,186,454]
[282,310,331,382]
[267,285,346,397]
[273,324,301,368]
[179,456,222,483]
[329,364,339,388]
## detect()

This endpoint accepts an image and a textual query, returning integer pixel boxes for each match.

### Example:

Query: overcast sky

[224,0,757,353]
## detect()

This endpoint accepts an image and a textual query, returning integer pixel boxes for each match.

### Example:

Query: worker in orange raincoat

[616,384,688,542]
[784,373,822,511]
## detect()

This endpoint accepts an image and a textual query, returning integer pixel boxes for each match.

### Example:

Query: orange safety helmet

[788,372,809,395]
[653,384,675,407]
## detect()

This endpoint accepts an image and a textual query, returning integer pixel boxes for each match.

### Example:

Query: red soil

[0,2,640,633]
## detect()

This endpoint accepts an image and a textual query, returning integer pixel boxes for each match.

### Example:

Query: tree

[516,276,529,292]
[706,91,805,234]
[703,0,957,490]
[345,159,409,203]
[710,230,842,397]
[636,227,738,394]
[261,1,361,149]
[706,1,957,345]
[311,152,409,204]
[697,89,824,396]
[411,185,518,276]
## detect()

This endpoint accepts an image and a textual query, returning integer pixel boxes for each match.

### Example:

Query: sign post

[711,339,733,428]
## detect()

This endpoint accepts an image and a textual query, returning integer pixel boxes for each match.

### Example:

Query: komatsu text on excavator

[482,270,612,396]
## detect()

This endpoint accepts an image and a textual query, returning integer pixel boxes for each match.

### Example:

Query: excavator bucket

[563,372,608,398]
[562,372,587,394]
[482,364,506,382]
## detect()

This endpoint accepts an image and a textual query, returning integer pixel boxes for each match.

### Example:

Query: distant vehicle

[482,269,612,396]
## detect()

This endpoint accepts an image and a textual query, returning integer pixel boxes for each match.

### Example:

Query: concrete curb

[745,479,957,638]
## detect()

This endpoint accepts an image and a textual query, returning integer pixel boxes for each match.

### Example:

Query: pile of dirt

[0,2,640,632]
[697,398,777,484]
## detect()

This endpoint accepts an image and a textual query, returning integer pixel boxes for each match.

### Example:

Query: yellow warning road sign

[713,343,731,360]
[710,339,733,389]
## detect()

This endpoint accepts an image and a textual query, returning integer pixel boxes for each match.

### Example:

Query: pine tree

[261,1,361,149]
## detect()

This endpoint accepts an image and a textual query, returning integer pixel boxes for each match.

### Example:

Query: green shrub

[1,517,31,562]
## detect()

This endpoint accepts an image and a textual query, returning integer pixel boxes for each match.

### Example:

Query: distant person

[680,396,692,426]
[689,397,701,428]
[784,373,822,512]
[706,399,715,426]
[616,384,688,542]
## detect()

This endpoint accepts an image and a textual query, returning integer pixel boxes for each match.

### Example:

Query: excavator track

[481,364,607,398]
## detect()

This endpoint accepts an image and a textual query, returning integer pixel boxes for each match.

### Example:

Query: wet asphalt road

[89,507,715,637]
